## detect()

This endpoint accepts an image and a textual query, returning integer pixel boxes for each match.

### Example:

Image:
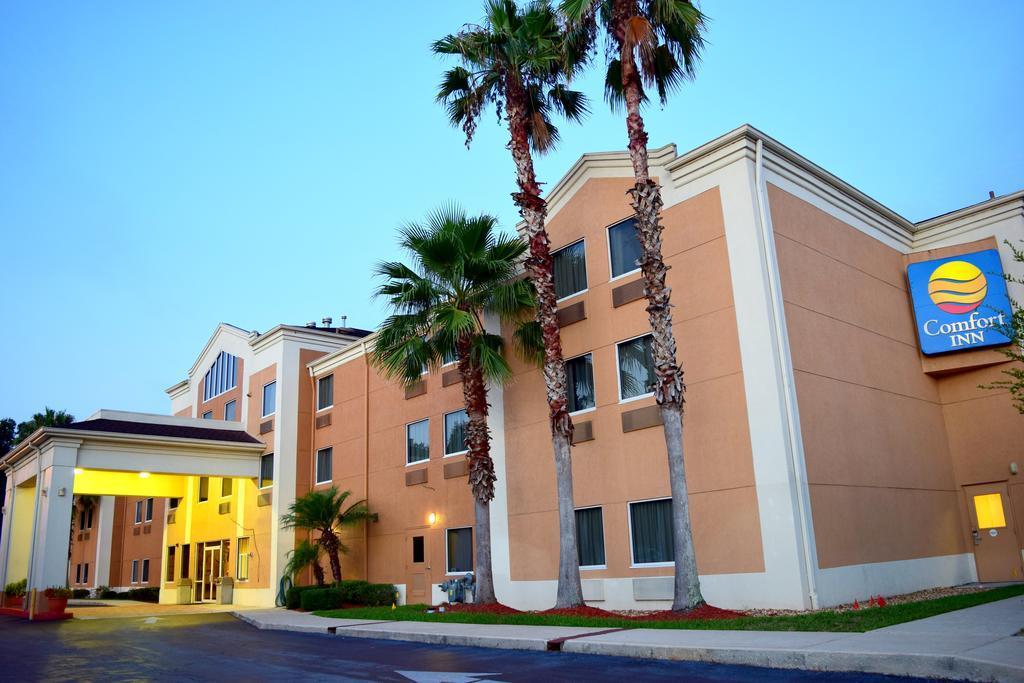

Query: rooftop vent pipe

[340,315,348,328]
[322,317,332,327]
[306,321,316,328]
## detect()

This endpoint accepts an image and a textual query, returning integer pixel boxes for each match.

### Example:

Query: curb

[231,613,1022,681]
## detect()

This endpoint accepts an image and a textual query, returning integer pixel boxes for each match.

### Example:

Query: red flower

[852,600,860,610]
[877,595,887,607]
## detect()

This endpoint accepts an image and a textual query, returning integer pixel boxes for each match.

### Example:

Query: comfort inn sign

[907,249,1012,355]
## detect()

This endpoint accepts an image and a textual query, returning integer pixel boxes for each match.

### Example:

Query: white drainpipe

[753,138,820,609]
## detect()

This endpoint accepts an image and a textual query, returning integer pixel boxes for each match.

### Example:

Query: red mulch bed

[632,604,745,621]
[445,602,523,615]
[441,602,743,621]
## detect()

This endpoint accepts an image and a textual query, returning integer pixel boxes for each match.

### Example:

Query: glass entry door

[200,543,222,602]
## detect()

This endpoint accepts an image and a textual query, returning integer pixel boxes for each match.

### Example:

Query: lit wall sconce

[427,512,437,526]
[74,468,84,476]
[139,472,151,479]
[1011,462,1019,475]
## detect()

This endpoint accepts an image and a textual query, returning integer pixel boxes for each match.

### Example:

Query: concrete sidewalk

[233,596,1024,681]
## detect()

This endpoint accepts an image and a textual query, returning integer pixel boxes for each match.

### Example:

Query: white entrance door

[199,543,222,602]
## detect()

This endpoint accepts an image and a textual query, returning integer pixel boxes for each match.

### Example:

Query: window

[444,410,468,456]
[412,536,425,563]
[131,559,139,584]
[144,498,154,522]
[259,453,274,488]
[169,497,180,510]
[202,411,213,420]
[79,510,85,530]
[446,527,473,574]
[974,493,1006,529]
[134,500,143,524]
[315,447,333,484]
[203,350,238,401]
[83,563,89,583]
[575,507,606,568]
[317,375,334,411]
[608,217,643,279]
[553,239,587,300]
[181,544,190,579]
[617,334,656,400]
[87,508,93,529]
[406,419,429,465]
[262,381,277,417]
[442,347,458,366]
[630,498,674,565]
[167,546,176,583]
[237,537,250,581]
[224,400,237,421]
[221,477,233,497]
[566,353,596,413]
[198,477,209,502]
[141,559,150,583]
[76,564,81,583]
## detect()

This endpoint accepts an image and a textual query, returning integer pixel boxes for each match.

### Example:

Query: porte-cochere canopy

[0,410,265,600]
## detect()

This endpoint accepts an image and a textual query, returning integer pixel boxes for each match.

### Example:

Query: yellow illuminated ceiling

[72,469,190,497]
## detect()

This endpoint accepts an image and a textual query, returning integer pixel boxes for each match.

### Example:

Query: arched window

[204,351,238,401]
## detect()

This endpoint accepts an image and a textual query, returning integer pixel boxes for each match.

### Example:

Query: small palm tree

[283,539,326,587]
[372,205,535,604]
[434,0,592,609]
[281,487,376,583]
[562,0,708,611]
[16,406,74,443]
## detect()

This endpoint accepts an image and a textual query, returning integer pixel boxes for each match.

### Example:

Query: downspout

[306,364,317,587]
[25,442,43,619]
[753,138,820,608]
[362,341,370,581]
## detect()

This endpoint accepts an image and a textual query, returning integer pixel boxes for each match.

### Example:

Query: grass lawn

[316,584,1024,633]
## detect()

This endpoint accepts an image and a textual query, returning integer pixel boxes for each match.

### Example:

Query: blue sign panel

[907,249,1012,356]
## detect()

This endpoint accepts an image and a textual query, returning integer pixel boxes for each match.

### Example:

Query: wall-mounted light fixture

[139,472,151,479]
[427,512,438,526]
[74,468,84,476]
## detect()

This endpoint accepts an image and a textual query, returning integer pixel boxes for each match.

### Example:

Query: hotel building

[3,125,1022,611]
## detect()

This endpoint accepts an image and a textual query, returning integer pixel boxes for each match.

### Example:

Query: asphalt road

[0,614,923,682]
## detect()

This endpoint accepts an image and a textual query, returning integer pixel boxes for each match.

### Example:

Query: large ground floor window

[629,498,674,565]
[446,527,473,574]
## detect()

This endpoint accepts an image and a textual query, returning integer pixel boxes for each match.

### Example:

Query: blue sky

[1,1,1021,422]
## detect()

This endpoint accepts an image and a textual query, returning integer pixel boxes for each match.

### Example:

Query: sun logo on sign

[927,260,988,314]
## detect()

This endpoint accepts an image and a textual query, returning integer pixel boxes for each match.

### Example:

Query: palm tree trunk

[458,342,497,604]
[313,561,326,587]
[613,0,704,611]
[504,73,584,609]
[320,529,343,584]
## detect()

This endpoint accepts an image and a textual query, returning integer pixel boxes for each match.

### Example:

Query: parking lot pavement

[0,613,920,682]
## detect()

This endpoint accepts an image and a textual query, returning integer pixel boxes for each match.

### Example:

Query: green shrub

[358,582,398,607]
[128,587,160,603]
[72,589,91,599]
[99,588,118,599]
[286,585,320,610]
[44,586,72,598]
[4,579,27,597]
[300,588,342,611]
[112,591,131,600]
[337,580,369,603]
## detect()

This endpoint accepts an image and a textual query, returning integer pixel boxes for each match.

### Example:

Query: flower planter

[4,594,25,610]
[44,596,68,614]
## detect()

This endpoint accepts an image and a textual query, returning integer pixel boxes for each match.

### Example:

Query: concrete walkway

[234,596,1024,681]
[71,599,259,620]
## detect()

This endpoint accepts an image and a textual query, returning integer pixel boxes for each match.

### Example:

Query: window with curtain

[575,507,606,567]
[262,381,277,417]
[167,546,176,583]
[145,498,154,522]
[221,477,233,497]
[608,218,643,278]
[131,560,139,583]
[446,527,473,573]
[198,477,209,502]
[202,411,213,420]
[237,537,250,581]
[553,239,587,299]
[259,453,274,488]
[566,354,596,413]
[318,374,334,410]
[630,498,674,564]
[224,400,237,421]
[444,410,468,455]
[407,419,429,464]
[76,564,81,583]
[142,559,150,583]
[316,447,333,484]
[617,334,656,400]
[83,563,89,583]
[203,351,238,401]
[134,500,143,523]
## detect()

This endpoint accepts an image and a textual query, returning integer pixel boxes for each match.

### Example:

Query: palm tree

[16,406,74,443]
[434,0,591,609]
[280,487,377,583]
[283,539,326,587]
[372,205,535,605]
[561,0,707,610]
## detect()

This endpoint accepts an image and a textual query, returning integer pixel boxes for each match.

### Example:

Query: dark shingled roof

[62,419,263,444]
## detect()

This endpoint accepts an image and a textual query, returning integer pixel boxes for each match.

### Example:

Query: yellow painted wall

[6,485,37,582]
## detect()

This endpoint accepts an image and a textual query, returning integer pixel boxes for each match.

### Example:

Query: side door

[405,530,430,605]
[964,482,1023,581]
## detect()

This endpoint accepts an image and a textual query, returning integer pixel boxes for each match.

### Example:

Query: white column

[93,496,115,587]
[28,440,79,592]
[0,470,15,589]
